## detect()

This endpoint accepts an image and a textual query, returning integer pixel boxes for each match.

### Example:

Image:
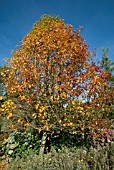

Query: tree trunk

[39,131,47,155]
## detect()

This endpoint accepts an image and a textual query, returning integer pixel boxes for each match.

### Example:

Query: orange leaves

[60,92,67,99]
[71,100,76,105]
[10,125,17,130]
[44,125,49,131]
[0,96,2,100]
[1,15,112,139]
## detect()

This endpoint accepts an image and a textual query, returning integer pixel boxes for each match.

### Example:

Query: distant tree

[101,48,114,84]
[99,48,114,121]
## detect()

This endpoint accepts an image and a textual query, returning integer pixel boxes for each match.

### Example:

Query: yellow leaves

[81,125,85,131]
[6,100,14,105]
[17,86,22,92]
[24,123,29,127]
[41,119,45,123]
[38,127,42,133]
[58,120,62,123]
[17,117,25,125]
[1,100,16,115]
[67,122,74,127]
[72,99,82,105]
[70,100,84,114]
[1,71,5,76]
[43,112,47,116]
[55,85,59,91]
[70,122,74,126]
[49,96,53,101]
[71,100,76,105]
[98,82,101,86]
[64,109,66,115]
[35,103,39,110]
[47,136,50,140]
[10,87,16,94]
[12,105,17,109]
[77,100,82,105]
[18,118,22,124]
[28,84,32,88]
[63,123,66,127]
[0,96,2,100]
[67,82,70,86]
[36,41,40,45]
[0,108,4,112]
[56,96,60,100]
[39,106,46,113]
[51,131,55,135]
[7,112,12,120]
[86,112,91,117]
[90,75,102,86]
[19,95,26,100]
[72,131,76,134]
[32,113,37,118]
[77,106,83,111]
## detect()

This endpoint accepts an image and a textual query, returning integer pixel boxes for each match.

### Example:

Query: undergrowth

[7,142,114,170]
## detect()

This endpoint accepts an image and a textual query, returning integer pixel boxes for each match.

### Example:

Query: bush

[7,142,114,170]
[0,131,9,158]
[1,131,41,158]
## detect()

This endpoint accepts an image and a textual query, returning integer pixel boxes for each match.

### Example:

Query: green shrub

[1,131,41,158]
[7,142,114,170]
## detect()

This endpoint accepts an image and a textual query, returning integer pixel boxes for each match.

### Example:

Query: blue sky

[0,0,114,66]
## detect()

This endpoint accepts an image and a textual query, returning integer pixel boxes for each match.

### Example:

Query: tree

[1,15,111,154]
[101,48,114,84]
[100,48,114,121]
[0,66,4,97]
[86,49,114,144]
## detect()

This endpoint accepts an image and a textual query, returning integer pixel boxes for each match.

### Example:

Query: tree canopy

[0,15,112,150]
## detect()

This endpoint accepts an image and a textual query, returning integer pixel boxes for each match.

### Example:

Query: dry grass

[6,142,114,170]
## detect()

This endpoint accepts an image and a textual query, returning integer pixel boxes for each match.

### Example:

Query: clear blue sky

[0,0,114,66]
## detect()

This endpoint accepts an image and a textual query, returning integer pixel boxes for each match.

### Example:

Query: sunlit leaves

[7,112,12,120]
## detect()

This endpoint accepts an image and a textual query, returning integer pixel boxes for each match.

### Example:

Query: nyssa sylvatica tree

[1,15,111,153]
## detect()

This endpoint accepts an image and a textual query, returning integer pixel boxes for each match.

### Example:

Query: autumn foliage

[0,15,113,147]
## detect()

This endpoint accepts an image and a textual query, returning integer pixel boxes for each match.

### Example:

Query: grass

[5,142,114,170]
